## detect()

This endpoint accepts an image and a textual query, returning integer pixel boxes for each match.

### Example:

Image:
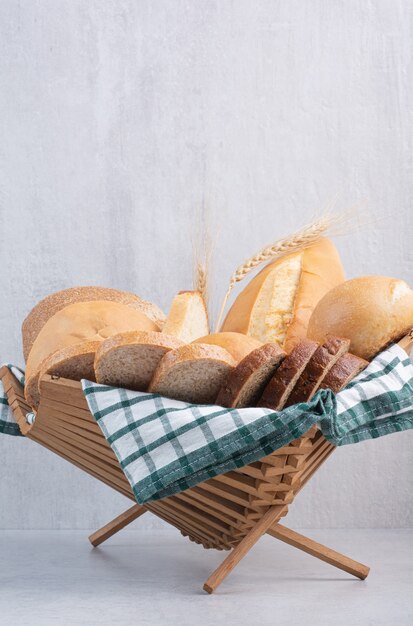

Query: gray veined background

[0,0,412,529]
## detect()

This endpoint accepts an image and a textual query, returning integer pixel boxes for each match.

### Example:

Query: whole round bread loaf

[22,286,165,360]
[193,332,262,363]
[307,276,413,360]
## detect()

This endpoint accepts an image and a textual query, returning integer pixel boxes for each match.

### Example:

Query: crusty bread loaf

[287,336,350,405]
[193,332,262,363]
[319,353,368,392]
[25,301,158,408]
[221,238,345,352]
[308,276,413,360]
[95,331,184,391]
[258,339,319,410]
[162,291,209,342]
[22,286,165,360]
[216,343,286,408]
[149,343,236,404]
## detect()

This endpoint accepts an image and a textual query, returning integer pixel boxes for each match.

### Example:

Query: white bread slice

[216,343,286,408]
[162,291,209,343]
[22,286,165,360]
[25,301,159,409]
[192,332,262,364]
[221,238,345,352]
[95,331,184,391]
[149,343,236,404]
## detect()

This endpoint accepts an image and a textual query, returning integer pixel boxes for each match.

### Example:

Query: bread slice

[221,238,345,351]
[319,353,368,392]
[22,286,165,360]
[149,343,236,404]
[216,343,286,408]
[287,336,350,405]
[258,339,319,410]
[95,331,184,391]
[24,301,159,409]
[162,291,209,343]
[193,332,263,364]
[27,341,101,408]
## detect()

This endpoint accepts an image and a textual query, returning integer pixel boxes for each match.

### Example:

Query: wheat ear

[214,213,347,332]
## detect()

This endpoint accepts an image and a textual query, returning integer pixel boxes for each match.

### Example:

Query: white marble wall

[0,0,412,528]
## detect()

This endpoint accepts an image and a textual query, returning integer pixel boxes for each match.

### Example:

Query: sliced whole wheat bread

[258,339,319,410]
[216,343,285,408]
[319,352,368,392]
[149,343,236,404]
[26,341,101,409]
[95,331,184,391]
[287,336,350,405]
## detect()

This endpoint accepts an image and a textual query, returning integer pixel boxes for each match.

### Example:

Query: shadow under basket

[0,367,370,593]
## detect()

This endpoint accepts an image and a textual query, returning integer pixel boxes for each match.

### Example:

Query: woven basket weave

[1,368,334,551]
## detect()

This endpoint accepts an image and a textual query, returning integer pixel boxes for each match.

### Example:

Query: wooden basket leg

[89,504,146,547]
[203,505,285,594]
[267,524,370,580]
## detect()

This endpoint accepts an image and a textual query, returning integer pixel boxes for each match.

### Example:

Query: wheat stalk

[214,212,350,332]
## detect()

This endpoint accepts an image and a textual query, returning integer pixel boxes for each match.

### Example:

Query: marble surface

[0,528,411,625]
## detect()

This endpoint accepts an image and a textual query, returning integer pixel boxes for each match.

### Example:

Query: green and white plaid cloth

[81,343,413,503]
[1,345,412,503]
[0,365,25,436]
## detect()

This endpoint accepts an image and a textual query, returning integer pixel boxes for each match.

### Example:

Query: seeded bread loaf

[149,343,236,404]
[287,336,350,405]
[22,286,165,360]
[319,352,369,393]
[258,339,319,410]
[216,343,286,408]
[95,331,184,391]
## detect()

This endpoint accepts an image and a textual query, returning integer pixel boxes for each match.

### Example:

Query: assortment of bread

[21,229,413,412]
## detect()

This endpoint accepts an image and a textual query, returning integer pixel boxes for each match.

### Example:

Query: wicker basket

[1,367,370,592]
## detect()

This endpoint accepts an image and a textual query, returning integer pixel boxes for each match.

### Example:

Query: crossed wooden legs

[89,504,370,592]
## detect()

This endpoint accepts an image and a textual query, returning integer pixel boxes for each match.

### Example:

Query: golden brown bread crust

[287,336,350,405]
[307,276,413,360]
[25,341,101,409]
[193,332,262,363]
[258,339,319,410]
[216,343,286,408]
[22,286,165,360]
[319,352,368,392]
[221,238,344,351]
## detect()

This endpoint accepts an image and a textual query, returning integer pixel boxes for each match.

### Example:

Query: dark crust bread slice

[216,343,286,408]
[258,339,319,410]
[319,352,368,392]
[287,336,350,405]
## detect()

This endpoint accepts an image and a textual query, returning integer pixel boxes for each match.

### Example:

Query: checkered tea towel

[81,344,413,504]
[0,365,25,436]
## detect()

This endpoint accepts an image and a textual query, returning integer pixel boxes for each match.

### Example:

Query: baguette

[258,339,319,410]
[287,336,350,405]
[95,331,184,391]
[221,238,344,351]
[22,286,165,360]
[149,343,236,404]
[216,343,286,408]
